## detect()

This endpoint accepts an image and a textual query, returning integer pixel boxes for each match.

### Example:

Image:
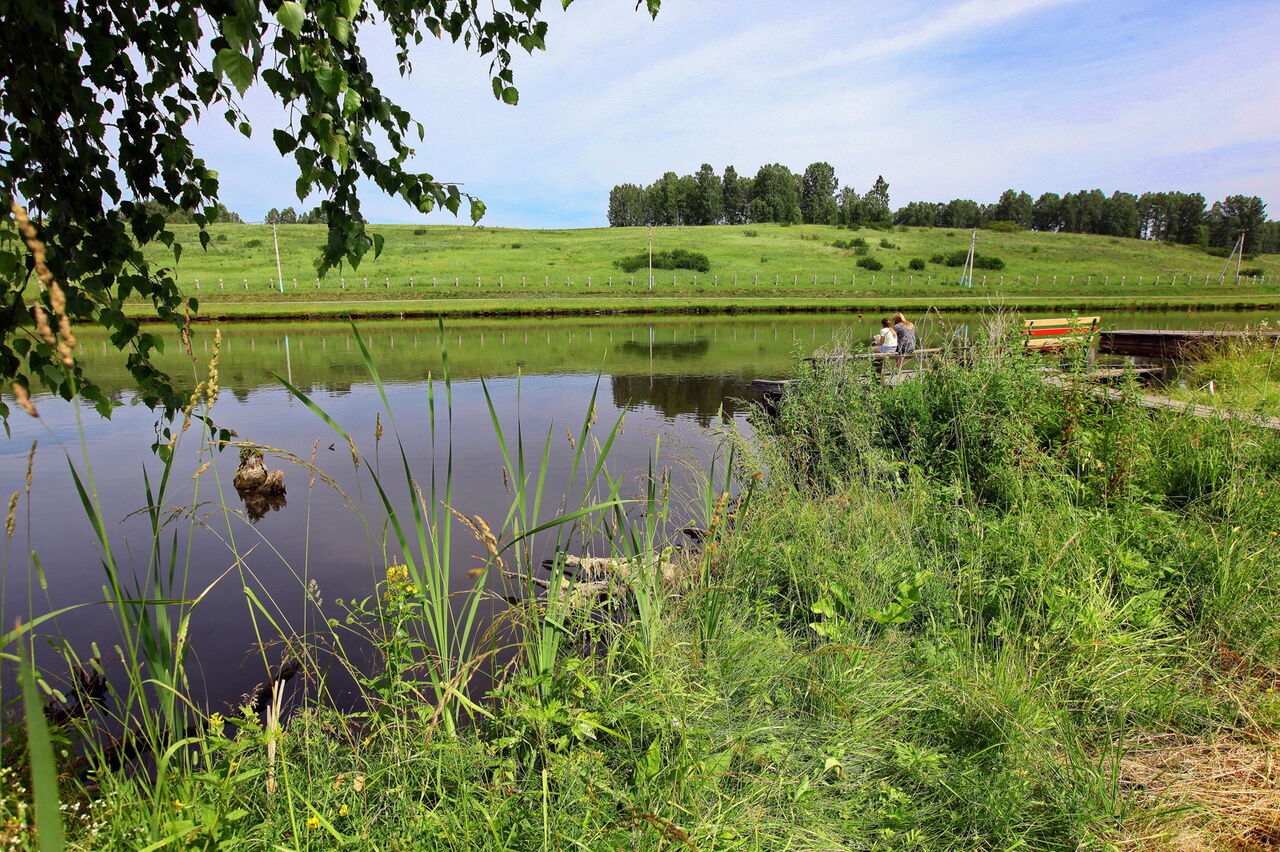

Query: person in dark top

[892,312,916,356]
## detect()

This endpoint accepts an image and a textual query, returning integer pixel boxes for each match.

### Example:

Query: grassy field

[138,223,1280,315]
[9,328,1280,848]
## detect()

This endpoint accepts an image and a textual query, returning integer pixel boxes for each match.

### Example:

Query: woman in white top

[873,317,898,353]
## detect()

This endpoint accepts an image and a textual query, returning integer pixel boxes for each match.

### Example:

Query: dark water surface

[2,308,1275,706]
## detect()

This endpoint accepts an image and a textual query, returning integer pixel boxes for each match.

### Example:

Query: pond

[3,307,1275,707]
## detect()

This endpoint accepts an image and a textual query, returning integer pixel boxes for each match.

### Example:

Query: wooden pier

[1100,329,1280,359]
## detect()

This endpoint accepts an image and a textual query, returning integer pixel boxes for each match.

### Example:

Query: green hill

[141,222,1278,311]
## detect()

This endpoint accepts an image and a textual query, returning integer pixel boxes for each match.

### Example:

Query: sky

[196,0,1280,228]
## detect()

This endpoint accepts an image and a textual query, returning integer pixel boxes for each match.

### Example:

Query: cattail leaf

[19,632,65,852]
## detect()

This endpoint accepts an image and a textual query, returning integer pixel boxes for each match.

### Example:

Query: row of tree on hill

[139,201,333,225]
[606,164,1278,254]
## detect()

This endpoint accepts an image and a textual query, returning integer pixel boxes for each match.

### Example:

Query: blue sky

[197,0,1280,227]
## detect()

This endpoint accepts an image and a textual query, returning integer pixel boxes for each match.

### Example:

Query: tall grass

[6,316,1280,849]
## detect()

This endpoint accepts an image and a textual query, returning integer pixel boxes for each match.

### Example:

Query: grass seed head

[11,383,37,417]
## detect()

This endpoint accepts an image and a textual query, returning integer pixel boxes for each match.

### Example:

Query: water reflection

[610,374,751,426]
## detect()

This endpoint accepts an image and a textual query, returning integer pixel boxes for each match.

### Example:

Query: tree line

[607,164,1278,254]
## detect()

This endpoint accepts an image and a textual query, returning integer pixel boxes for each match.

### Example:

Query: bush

[510,242,522,249]
[413,228,427,235]
[215,234,227,242]
[1241,267,1265,277]
[854,245,870,256]
[856,256,883,271]
[879,238,897,249]
[930,249,1004,270]
[245,238,262,248]
[613,248,710,274]
[982,220,1024,232]
[831,237,868,251]
[742,230,759,237]
[1202,246,1230,258]
[908,258,926,270]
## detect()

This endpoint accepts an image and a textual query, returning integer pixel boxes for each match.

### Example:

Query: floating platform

[1099,329,1280,359]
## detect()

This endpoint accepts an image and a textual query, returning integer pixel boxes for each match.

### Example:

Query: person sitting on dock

[892,312,916,357]
[873,318,898,354]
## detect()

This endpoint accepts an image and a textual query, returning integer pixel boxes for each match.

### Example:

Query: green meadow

[142,223,1280,314]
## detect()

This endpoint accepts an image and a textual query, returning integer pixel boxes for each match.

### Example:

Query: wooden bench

[1022,316,1100,351]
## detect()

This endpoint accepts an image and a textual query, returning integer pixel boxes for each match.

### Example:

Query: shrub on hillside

[856,256,883,271]
[510,243,522,249]
[613,249,711,273]
[931,249,1005,270]
[983,220,1024,232]
[245,239,262,248]
[1241,267,1265,277]
[908,258,926,270]
[879,238,897,249]
[742,230,759,237]
[830,237,868,251]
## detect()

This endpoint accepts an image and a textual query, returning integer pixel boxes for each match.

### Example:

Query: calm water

[2,308,1274,705]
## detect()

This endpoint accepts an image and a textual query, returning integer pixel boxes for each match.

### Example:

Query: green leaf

[501,85,519,105]
[338,0,362,19]
[314,66,345,97]
[341,88,361,118]
[329,15,352,44]
[371,232,385,259]
[215,48,255,95]
[276,1,305,35]
[273,128,297,154]
[20,633,65,852]
[469,198,486,224]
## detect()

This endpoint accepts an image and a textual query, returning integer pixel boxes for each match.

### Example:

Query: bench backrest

[1022,316,1100,350]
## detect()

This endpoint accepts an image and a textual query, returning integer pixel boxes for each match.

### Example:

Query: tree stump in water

[234,449,287,520]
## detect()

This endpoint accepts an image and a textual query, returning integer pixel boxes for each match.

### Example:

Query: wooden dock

[1099,329,1280,359]
[1042,376,1280,430]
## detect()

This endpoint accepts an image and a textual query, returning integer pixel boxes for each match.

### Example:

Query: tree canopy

[1,0,659,424]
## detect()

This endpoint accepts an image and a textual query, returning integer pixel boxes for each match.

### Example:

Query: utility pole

[271,220,285,294]
[1216,229,1247,285]
[959,228,977,289]
[648,225,654,291]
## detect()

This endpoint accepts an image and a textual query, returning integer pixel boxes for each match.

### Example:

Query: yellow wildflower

[339,804,349,817]
[306,816,320,829]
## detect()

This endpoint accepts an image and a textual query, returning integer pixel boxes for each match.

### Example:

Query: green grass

[7,325,1280,848]
[138,224,1280,316]
[1165,333,1280,417]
